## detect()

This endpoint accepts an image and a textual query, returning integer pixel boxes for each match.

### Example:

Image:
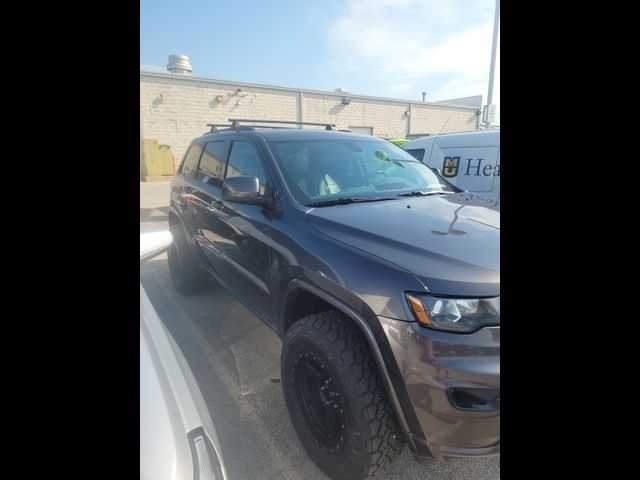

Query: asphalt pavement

[140,181,499,480]
[140,181,171,232]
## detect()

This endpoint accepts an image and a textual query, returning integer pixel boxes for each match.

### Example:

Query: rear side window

[226,141,267,194]
[181,144,203,178]
[197,141,229,187]
[405,148,425,161]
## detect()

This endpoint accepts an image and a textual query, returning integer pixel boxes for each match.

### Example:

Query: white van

[404,130,500,200]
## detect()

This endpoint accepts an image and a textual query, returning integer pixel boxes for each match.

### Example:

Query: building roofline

[139,71,479,111]
[433,95,483,108]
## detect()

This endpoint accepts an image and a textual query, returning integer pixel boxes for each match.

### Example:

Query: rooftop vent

[334,87,350,93]
[167,54,192,75]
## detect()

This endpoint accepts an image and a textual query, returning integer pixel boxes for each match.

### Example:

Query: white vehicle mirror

[140,230,172,263]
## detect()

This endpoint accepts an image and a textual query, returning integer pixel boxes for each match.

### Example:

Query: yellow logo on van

[442,157,460,177]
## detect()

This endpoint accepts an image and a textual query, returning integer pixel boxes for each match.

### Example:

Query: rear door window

[180,144,203,179]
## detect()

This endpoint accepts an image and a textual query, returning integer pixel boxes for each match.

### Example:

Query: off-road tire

[281,310,403,480]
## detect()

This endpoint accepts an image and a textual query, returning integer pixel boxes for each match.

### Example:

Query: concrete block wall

[140,72,480,166]
[410,103,478,135]
[303,94,410,138]
[140,75,298,164]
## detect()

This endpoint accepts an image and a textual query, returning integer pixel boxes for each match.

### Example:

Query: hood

[306,192,500,296]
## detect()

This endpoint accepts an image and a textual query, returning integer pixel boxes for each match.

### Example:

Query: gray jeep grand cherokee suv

[167,119,500,480]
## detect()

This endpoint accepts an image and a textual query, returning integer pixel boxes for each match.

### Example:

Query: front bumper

[378,317,500,461]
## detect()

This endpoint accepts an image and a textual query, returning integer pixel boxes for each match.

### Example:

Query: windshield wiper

[307,196,396,207]
[396,190,453,197]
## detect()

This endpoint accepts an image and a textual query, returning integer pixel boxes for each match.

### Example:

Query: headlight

[405,293,500,333]
[188,427,226,480]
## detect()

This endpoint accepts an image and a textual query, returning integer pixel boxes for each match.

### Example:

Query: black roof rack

[206,124,292,134]
[206,123,233,133]
[233,125,290,129]
[227,118,336,131]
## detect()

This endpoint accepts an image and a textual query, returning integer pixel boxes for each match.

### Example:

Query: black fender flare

[281,279,416,451]
[168,207,200,257]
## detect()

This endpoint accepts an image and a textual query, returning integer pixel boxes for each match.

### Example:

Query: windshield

[269,138,457,206]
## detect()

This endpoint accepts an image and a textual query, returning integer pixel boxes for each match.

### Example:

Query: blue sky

[141,0,499,122]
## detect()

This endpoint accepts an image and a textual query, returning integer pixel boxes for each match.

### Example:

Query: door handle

[178,192,195,207]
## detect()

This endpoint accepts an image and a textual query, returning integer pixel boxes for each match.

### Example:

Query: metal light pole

[484,0,500,128]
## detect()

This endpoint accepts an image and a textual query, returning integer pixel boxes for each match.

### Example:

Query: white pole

[484,0,500,128]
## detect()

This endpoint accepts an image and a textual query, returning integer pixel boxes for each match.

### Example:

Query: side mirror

[222,176,268,206]
[140,230,172,264]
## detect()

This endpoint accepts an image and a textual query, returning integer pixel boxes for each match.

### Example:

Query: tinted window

[405,148,425,161]
[181,144,203,178]
[226,141,267,194]
[197,141,228,187]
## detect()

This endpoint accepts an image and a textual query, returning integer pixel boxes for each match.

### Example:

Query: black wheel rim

[293,352,346,451]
